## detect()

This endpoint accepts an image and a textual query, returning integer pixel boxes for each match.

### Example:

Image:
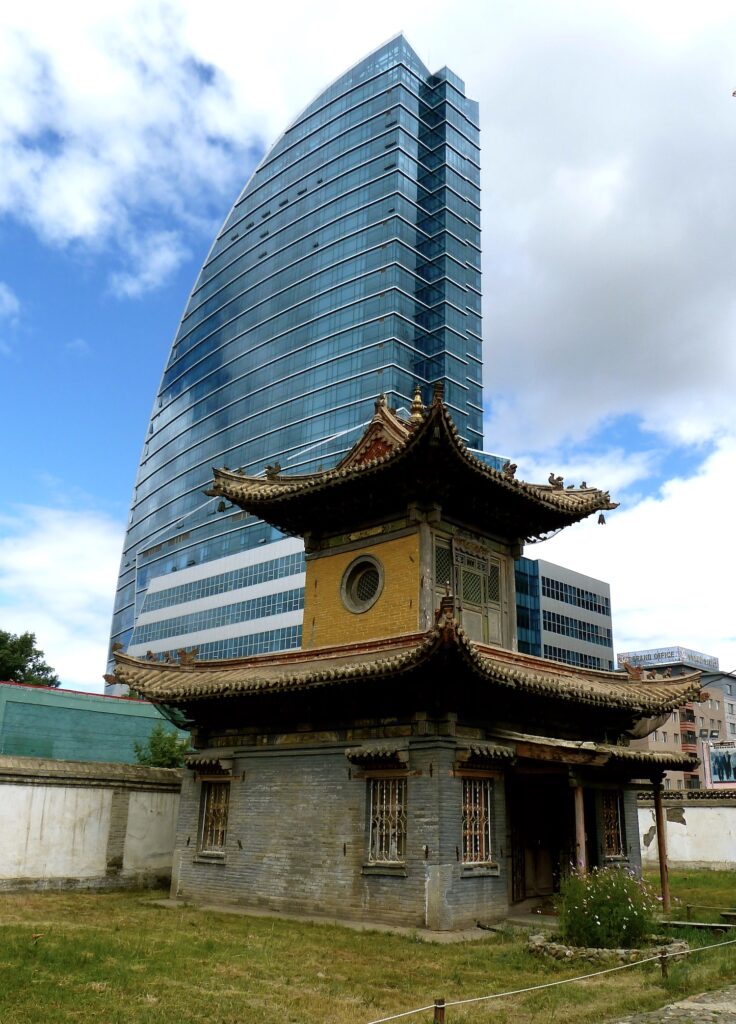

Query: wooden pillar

[652,778,671,913]
[574,784,587,874]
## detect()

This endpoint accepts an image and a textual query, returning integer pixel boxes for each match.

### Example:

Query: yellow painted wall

[302,532,421,649]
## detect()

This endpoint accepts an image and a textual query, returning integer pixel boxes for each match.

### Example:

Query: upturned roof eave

[113,626,699,715]
[208,401,616,539]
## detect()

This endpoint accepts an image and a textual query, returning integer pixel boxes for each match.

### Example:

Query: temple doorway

[509,773,577,903]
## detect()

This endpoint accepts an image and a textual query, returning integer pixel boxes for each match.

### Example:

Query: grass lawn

[1,871,734,1024]
[644,867,736,923]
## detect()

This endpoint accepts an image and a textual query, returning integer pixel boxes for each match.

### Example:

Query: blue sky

[1,0,735,689]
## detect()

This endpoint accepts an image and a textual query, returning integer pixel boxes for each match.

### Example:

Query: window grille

[368,778,407,862]
[602,790,625,858]
[462,778,493,862]
[487,564,500,603]
[461,567,483,605]
[199,781,230,854]
[435,544,452,588]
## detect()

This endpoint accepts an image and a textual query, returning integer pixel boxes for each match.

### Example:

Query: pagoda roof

[206,392,617,541]
[114,623,700,717]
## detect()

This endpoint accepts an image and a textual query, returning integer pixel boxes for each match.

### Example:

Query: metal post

[433,997,445,1023]
[686,904,692,921]
[659,951,668,979]
[653,779,671,913]
[574,784,587,874]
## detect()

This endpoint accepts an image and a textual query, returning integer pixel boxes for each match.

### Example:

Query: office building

[515,557,614,671]
[107,35,484,681]
[619,646,722,789]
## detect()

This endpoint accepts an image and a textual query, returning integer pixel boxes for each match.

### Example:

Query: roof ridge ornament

[178,647,199,668]
[410,384,425,424]
[435,587,457,641]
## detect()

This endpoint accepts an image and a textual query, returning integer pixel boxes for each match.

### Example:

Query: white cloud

[516,447,659,497]
[0,505,125,692]
[0,280,20,355]
[109,230,190,298]
[0,281,20,321]
[1,1,735,670]
[535,436,736,671]
[64,337,91,356]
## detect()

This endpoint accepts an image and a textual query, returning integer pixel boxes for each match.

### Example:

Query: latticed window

[435,544,452,590]
[602,790,625,858]
[199,781,230,854]
[368,778,407,862]
[462,778,493,863]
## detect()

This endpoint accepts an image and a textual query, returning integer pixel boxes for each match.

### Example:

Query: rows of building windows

[136,518,283,591]
[192,146,481,338]
[142,336,471,495]
[130,588,304,646]
[542,610,613,648]
[140,552,306,614]
[204,157,479,308]
[175,172,480,378]
[227,68,479,236]
[541,576,610,616]
[543,645,615,671]
[148,323,480,483]
[155,626,303,663]
[132,365,438,519]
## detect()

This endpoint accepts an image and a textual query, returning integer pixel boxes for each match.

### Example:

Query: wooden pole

[653,778,671,913]
[574,784,587,874]
[433,997,446,1023]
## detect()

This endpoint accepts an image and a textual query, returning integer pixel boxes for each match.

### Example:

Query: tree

[0,630,60,687]
[134,723,190,768]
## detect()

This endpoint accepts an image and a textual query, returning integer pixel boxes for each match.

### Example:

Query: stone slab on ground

[609,985,736,1023]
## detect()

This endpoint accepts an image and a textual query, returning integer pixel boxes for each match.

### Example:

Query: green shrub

[559,866,659,948]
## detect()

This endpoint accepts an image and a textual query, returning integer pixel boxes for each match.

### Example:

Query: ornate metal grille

[462,778,493,863]
[602,790,625,857]
[355,567,380,602]
[199,781,230,853]
[368,778,407,862]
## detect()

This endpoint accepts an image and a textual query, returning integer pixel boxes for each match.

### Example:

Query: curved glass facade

[108,35,483,674]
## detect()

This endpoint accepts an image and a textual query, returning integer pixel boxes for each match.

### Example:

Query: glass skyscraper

[107,35,483,677]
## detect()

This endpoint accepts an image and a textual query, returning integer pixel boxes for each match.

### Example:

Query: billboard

[703,740,736,789]
[617,646,719,672]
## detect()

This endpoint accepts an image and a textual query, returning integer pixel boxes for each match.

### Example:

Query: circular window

[341,556,384,613]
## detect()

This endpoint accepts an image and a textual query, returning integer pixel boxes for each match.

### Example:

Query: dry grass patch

[0,872,734,1024]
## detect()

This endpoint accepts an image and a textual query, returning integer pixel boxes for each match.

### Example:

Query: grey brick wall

[173,739,510,929]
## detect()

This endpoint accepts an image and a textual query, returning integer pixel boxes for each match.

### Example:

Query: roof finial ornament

[374,393,387,413]
[548,472,564,490]
[410,385,425,424]
[265,462,281,480]
[503,461,517,478]
[431,380,444,405]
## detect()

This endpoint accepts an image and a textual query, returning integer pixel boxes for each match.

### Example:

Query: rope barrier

[363,933,736,1024]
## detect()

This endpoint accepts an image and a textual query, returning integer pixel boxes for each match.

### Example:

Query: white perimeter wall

[1,785,113,879]
[638,804,736,870]
[0,757,181,888]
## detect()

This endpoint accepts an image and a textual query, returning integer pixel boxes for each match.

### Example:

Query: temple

[113,389,700,929]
